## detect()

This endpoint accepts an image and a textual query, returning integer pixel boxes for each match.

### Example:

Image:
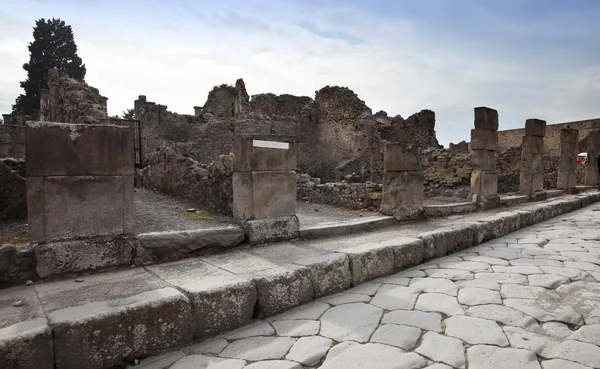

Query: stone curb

[5,191,600,369]
[299,216,396,240]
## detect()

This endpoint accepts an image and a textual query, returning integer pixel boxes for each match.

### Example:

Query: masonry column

[584,130,600,186]
[470,107,500,208]
[380,143,424,220]
[557,128,579,190]
[26,121,134,277]
[519,119,546,196]
[233,135,298,244]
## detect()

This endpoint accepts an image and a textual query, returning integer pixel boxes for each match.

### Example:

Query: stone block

[383,144,421,172]
[0,319,53,369]
[470,128,498,151]
[470,170,498,198]
[474,107,499,131]
[29,175,131,243]
[519,171,543,194]
[443,223,477,253]
[244,215,299,245]
[340,243,395,285]
[26,122,134,177]
[556,171,571,190]
[233,171,296,222]
[521,153,544,173]
[49,287,192,369]
[233,135,296,172]
[34,236,134,278]
[532,172,544,192]
[294,253,352,298]
[521,135,544,154]
[471,150,496,171]
[561,128,578,144]
[379,237,424,269]
[418,233,437,261]
[253,267,314,318]
[524,119,546,137]
[380,171,424,220]
[180,276,257,338]
[588,130,600,144]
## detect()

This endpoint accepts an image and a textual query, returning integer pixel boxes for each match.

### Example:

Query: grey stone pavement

[136,203,600,369]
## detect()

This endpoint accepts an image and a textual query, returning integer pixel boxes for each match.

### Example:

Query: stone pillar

[2,114,13,125]
[380,143,424,220]
[519,119,546,196]
[194,106,202,117]
[233,135,298,244]
[26,122,134,244]
[470,107,500,208]
[39,89,50,121]
[557,128,579,190]
[584,130,600,186]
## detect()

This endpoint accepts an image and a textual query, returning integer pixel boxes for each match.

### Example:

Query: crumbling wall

[422,148,472,198]
[45,68,107,124]
[0,158,26,220]
[297,175,382,211]
[136,147,233,215]
[250,93,312,118]
[403,110,441,149]
[0,125,25,159]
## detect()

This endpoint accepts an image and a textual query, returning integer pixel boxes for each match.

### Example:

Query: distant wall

[0,125,25,159]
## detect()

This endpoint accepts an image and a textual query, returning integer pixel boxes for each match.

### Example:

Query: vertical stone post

[380,143,424,220]
[39,89,50,121]
[584,130,600,186]
[26,122,134,244]
[557,128,579,190]
[470,107,500,208]
[233,135,298,244]
[519,119,546,196]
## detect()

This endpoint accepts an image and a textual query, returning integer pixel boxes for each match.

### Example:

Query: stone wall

[297,175,382,211]
[250,93,312,118]
[136,146,234,216]
[0,158,26,220]
[0,124,25,159]
[498,118,600,155]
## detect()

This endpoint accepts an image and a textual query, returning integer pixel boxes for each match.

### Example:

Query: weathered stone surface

[220,336,296,361]
[184,338,228,355]
[458,287,502,305]
[471,170,498,198]
[380,171,424,220]
[254,267,314,318]
[445,315,509,346]
[33,236,134,278]
[268,301,329,322]
[233,135,296,172]
[179,276,256,338]
[293,253,352,298]
[379,237,424,269]
[522,135,545,155]
[541,359,590,369]
[370,284,420,310]
[170,354,246,369]
[0,159,26,220]
[319,292,370,305]
[321,343,426,369]
[467,304,538,328]
[570,325,600,346]
[409,277,458,296]
[525,118,547,137]
[340,243,395,285]
[381,309,442,332]
[285,336,332,366]
[134,351,186,369]
[320,303,382,343]
[0,318,53,369]
[472,149,496,171]
[474,106,499,131]
[415,332,465,368]
[48,287,193,369]
[383,143,421,172]
[471,128,499,151]
[415,293,464,316]
[370,324,421,349]
[272,319,319,337]
[244,216,299,245]
[528,274,570,289]
[245,361,302,369]
[234,171,297,222]
[223,321,274,340]
[504,298,583,325]
[467,345,541,369]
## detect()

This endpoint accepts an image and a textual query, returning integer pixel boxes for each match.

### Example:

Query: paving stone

[466,304,538,328]
[320,303,382,343]
[409,277,458,296]
[510,258,563,266]
[376,274,410,286]
[458,287,502,305]
[224,321,274,340]
[437,261,492,272]
[268,301,329,322]
[381,309,443,332]
[504,298,584,325]
[492,265,543,275]
[445,315,509,346]
[424,268,473,280]
[564,261,600,272]
[134,351,185,369]
[244,361,302,369]
[467,345,541,369]
[170,354,246,369]
[545,242,586,252]
[321,343,426,369]
[319,292,370,306]
[455,279,500,291]
[521,248,558,256]
[484,250,530,260]
[370,324,421,350]
[500,284,558,299]
[272,320,319,337]
[415,332,465,368]
[541,359,592,369]
[423,365,453,369]
[219,337,296,361]
[562,252,600,264]
[570,324,600,346]
[184,338,228,355]
[542,322,573,338]
[529,274,570,289]
[415,293,464,316]
[462,255,510,266]
[343,282,382,296]
[370,285,421,310]
[285,336,332,366]
[475,272,528,284]
[540,266,588,279]
[399,269,428,277]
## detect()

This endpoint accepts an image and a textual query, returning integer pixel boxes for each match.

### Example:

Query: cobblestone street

[138,203,600,369]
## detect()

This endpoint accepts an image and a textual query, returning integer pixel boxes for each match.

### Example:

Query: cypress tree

[12,18,86,115]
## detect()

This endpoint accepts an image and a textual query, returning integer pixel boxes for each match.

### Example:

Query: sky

[1,0,600,146]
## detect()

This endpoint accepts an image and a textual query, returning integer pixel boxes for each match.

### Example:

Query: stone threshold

[2,191,600,369]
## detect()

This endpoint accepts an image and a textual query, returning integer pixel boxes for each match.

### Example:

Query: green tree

[12,18,86,115]
[121,109,135,120]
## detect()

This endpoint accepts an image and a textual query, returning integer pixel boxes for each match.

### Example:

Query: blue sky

[1,0,599,146]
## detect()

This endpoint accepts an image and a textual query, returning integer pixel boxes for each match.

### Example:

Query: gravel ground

[0,218,28,244]
[296,202,380,227]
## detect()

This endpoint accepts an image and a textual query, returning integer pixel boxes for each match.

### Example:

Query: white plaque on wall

[252,140,289,150]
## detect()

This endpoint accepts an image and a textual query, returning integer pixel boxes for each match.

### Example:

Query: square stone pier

[233,135,299,244]
[26,121,135,278]
[470,107,500,208]
[380,143,424,220]
[584,130,600,186]
[557,128,579,190]
[519,119,546,196]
